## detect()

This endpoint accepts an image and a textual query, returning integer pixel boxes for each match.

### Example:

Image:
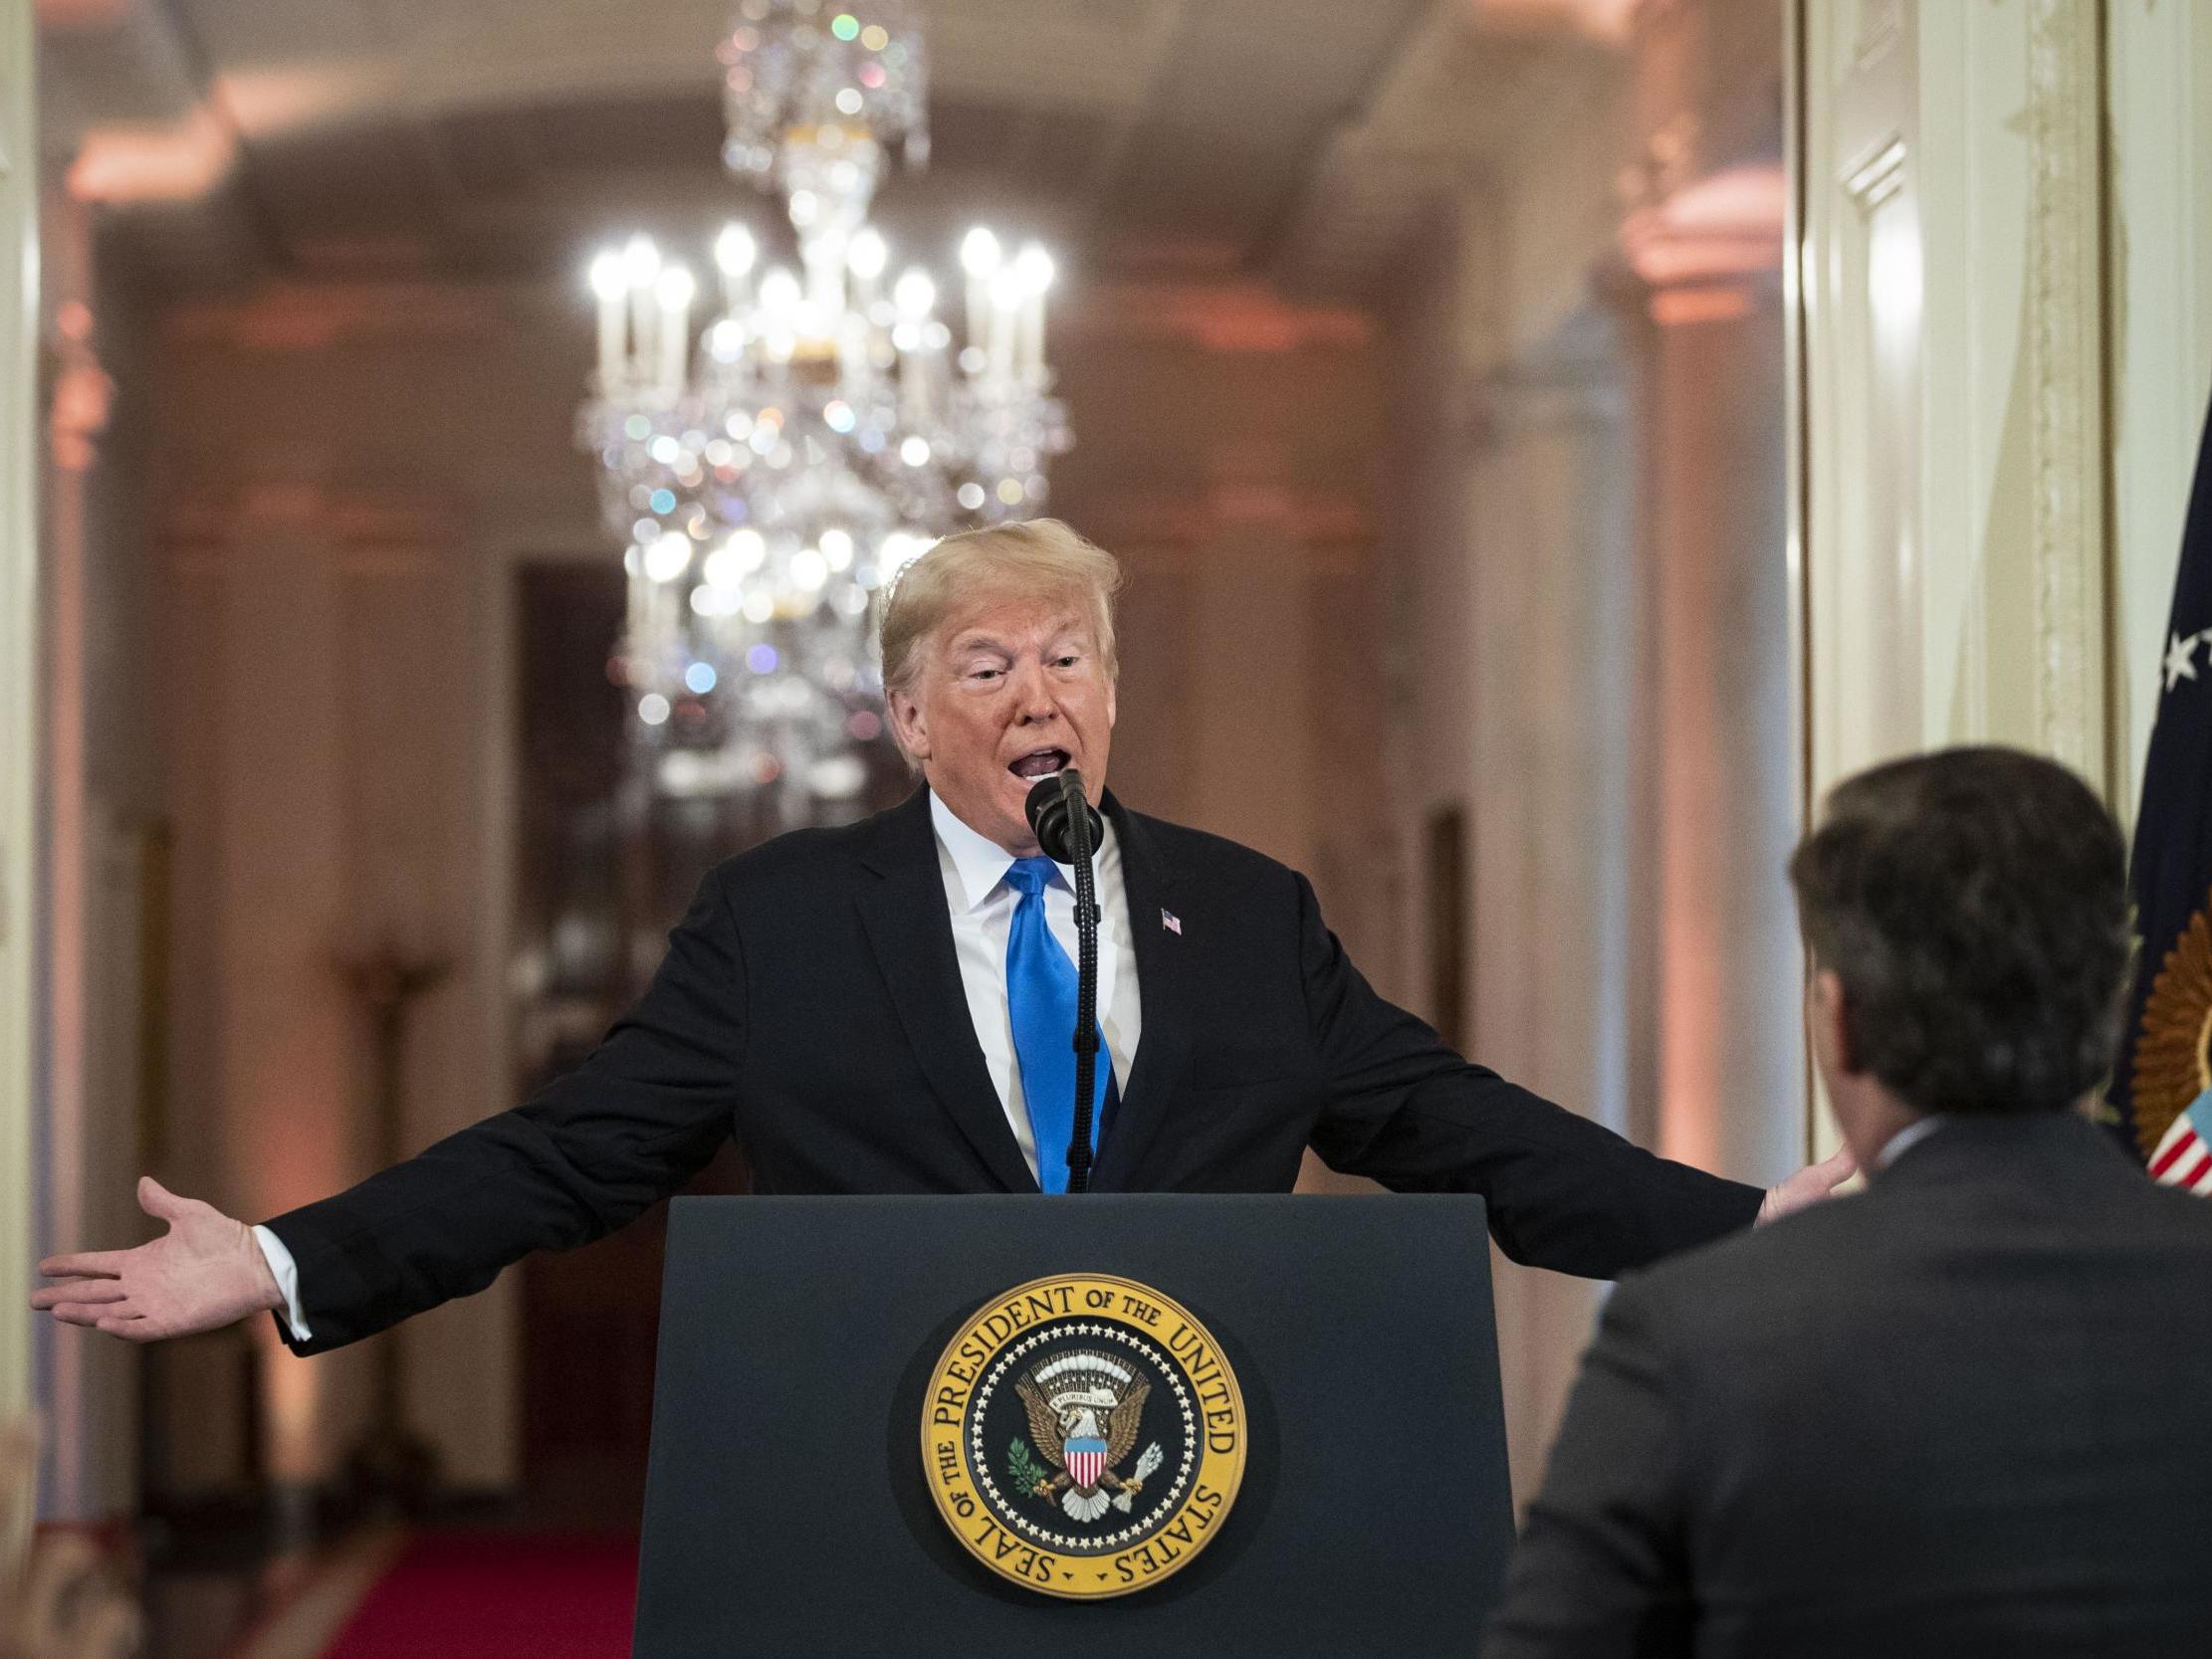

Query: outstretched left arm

[1295,871,1848,1276]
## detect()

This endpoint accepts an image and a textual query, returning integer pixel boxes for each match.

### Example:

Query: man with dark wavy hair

[1485,745,2212,1659]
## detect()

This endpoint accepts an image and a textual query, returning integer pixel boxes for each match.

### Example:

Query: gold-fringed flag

[2112,382,2212,1186]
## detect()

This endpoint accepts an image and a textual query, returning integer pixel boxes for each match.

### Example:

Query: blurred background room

[3,0,2210,1653]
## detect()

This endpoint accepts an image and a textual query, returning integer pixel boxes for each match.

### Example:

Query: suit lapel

[854,788,1039,1193]
[1089,795,1189,1191]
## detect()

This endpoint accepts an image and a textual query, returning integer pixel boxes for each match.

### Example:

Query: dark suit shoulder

[706,786,946,911]
[708,813,874,894]
[1598,1179,1970,1377]
[1615,1125,2212,1350]
[1607,1184,1871,1323]
[2136,1173,2212,1231]
[666,810,895,954]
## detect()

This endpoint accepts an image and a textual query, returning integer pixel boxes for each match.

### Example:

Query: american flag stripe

[2149,1118,2202,1181]
[2191,1158,2212,1197]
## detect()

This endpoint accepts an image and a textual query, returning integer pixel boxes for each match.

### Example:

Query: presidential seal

[921,1273,1246,1599]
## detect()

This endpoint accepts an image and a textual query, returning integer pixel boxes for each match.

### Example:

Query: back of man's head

[1790,746,2130,1116]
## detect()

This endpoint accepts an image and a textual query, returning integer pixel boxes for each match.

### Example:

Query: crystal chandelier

[579,0,1071,812]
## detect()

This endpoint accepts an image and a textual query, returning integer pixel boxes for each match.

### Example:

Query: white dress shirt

[255,788,1147,1344]
[929,789,1144,1184]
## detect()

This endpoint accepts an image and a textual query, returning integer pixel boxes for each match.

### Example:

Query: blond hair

[879,518,1124,703]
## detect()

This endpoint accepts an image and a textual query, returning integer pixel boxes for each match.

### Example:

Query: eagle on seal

[1014,1349,1155,1524]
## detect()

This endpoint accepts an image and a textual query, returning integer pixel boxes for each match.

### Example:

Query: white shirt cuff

[252,1224,313,1343]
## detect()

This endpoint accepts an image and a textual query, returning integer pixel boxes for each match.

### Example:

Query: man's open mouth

[1007,747,1070,781]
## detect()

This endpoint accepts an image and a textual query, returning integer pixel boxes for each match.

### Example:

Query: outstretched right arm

[31,866,748,1354]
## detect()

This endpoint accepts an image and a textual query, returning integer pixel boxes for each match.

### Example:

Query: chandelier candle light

[580,0,1071,814]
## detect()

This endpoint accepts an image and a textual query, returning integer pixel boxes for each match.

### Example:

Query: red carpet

[323,1533,638,1659]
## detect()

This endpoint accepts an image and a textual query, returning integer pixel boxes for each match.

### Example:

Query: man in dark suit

[33,520,1845,1350]
[1485,746,2212,1659]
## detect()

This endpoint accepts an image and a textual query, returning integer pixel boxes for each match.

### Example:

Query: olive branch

[1005,1436,1052,1498]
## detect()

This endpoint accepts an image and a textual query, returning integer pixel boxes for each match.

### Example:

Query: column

[0,0,36,1425]
[38,184,142,1523]
[183,491,371,1521]
[1622,185,1805,1187]
[1461,316,1639,1501]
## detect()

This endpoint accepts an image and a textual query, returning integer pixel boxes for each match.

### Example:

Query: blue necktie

[1004,856,1111,1193]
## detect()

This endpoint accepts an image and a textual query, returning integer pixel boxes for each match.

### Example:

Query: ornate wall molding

[166,485,463,572]
[2024,0,2108,774]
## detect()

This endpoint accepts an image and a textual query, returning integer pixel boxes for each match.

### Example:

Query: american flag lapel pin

[1160,908,1182,935]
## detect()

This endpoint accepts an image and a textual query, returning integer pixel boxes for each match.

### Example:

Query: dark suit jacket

[266,788,1759,1353]
[1484,1110,2212,1659]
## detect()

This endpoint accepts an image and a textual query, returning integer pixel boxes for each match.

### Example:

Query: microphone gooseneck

[1022,769,1103,1193]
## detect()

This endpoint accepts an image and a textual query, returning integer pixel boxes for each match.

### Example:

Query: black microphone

[1023,768,1103,866]
[1021,766,1104,1192]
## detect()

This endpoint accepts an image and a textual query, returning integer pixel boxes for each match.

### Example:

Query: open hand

[30,1177,282,1343]
[1757,1144,1858,1225]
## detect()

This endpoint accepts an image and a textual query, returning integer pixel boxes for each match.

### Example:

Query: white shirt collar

[927,787,1118,914]
[930,790,1019,913]
[1875,1115,1943,1171]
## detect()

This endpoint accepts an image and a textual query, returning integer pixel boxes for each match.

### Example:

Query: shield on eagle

[1064,1436,1108,1490]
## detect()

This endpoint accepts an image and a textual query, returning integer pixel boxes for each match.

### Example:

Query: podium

[634,1194,1514,1656]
